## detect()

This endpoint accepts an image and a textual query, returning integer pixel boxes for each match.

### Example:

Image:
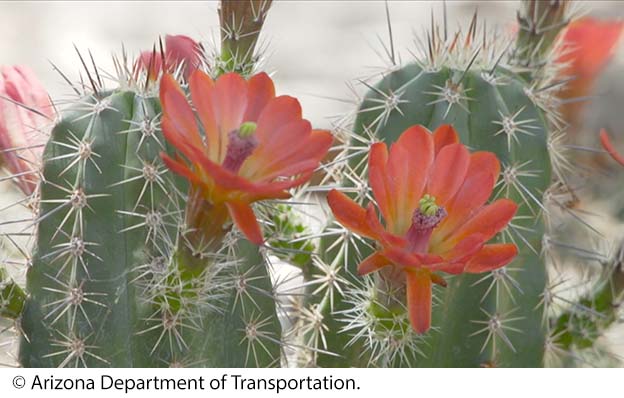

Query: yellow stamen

[419,194,439,217]
[238,121,257,138]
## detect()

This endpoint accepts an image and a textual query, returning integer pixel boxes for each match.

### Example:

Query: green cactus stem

[218,0,273,76]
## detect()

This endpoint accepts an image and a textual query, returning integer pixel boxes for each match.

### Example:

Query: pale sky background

[0,1,622,130]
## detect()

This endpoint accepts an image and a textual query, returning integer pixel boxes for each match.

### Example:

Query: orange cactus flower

[557,18,623,125]
[160,70,332,246]
[327,125,518,334]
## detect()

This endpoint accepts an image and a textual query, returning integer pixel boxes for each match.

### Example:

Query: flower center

[222,121,258,173]
[405,194,447,253]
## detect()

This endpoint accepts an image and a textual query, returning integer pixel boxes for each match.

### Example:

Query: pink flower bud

[0,66,54,195]
[138,34,202,81]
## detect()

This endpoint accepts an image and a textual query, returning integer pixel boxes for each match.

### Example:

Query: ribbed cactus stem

[218,0,273,75]
[513,0,572,68]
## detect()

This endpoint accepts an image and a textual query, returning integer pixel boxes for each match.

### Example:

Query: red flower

[138,34,202,81]
[327,125,518,334]
[557,18,623,124]
[0,66,53,195]
[160,70,332,245]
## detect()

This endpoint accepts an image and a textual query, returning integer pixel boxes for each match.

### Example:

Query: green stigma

[419,194,439,216]
[238,121,257,138]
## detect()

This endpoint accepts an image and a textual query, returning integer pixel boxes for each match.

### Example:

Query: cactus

[284,1,624,368]
[0,1,300,368]
[15,70,282,366]
[2,0,624,369]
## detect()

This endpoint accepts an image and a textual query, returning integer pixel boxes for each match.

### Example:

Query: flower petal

[241,122,332,181]
[226,200,263,245]
[138,50,163,81]
[327,190,379,240]
[242,96,314,179]
[439,233,486,264]
[160,73,203,149]
[444,199,518,248]
[189,70,221,161]
[431,152,500,247]
[600,129,624,167]
[433,124,459,154]
[243,72,275,122]
[212,72,249,162]
[382,246,442,268]
[428,262,466,275]
[161,152,203,186]
[368,141,393,226]
[405,270,432,334]
[558,18,623,124]
[426,143,470,206]
[358,252,390,275]
[464,243,518,273]
[384,126,434,234]
[165,34,201,79]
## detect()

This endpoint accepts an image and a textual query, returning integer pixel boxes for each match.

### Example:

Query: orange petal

[160,74,203,149]
[600,129,624,167]
[385,126,434,234]
[559,18,623,83]
[444,199,518,247]
[184,141,298,200]
[439,233,486,264]
[243,72,276,122]
[368,142,393,226]
[432,152,500,245]
[428,262,466,275]
[558,18,623,123]
[433,124,459,155]
[189,70,220,161]
[358,252,390,275]
[226,200,263,245]
[259,128,332,179]
[466,152,500,182]
[242,121,331,181]
[249,172,312,200]
[465,244,518,273]
[427,143,470,206]
[405,270,432,334]
[365,203,403,247]
[382,246,442,268]
[327,190,379,240]
[243,96,309,177]
[213,72,249,162]
[254,96,303,144]
[161,152,202,186]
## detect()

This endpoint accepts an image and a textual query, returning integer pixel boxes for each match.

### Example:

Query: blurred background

[1,1,624,366]
[0,1,621,130]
